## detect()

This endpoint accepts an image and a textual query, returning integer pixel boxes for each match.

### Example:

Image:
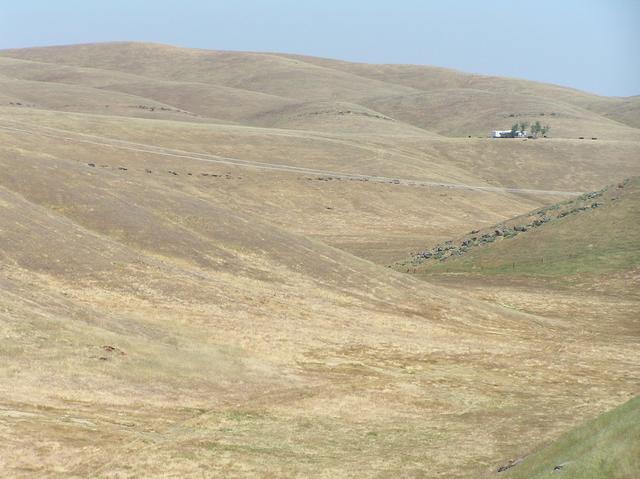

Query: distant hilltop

[1,41,639,139]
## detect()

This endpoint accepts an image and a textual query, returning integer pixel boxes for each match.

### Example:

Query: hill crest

[2,42,638,138]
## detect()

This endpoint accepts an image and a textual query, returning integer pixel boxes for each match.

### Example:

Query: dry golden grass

[0,42,638,478]
[2,42,639,138]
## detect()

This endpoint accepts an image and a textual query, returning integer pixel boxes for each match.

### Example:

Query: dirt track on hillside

[0,123,582,197]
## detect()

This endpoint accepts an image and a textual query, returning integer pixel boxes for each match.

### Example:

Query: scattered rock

[582,191,601,200]
[553,461,571,471]
[87,163,95,167]
[497,457,524,472]
[531,216,551,227]
[102,345,126,356]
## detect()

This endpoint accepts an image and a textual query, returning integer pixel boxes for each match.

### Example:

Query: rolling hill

[2,42,640,139]
[397,176,639,349]
[0,42,638,478]
[400,177,640,278]
[495,395,639,479]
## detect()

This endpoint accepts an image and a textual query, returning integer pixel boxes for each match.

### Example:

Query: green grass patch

[501,396,639,479]
[420,178,640,278]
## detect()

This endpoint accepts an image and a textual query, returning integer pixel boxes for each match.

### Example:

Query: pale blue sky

[1,0,638,96]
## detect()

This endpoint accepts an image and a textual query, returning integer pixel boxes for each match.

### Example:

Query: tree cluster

[530,121,550,138]
[512,121,550,138]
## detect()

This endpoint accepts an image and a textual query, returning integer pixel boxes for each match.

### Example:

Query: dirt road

[1,123,583,196]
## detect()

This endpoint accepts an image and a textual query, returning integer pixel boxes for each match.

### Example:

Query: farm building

[491,130,528,138]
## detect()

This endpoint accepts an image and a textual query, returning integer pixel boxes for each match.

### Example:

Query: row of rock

[87,163,239,179]
[129,104,186,114]
[300,109,393,121]
[414,189,607,263]
[304,176,401,185]
[86,163,407,186]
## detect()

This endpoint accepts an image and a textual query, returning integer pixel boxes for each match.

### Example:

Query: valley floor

[0,42,638,478]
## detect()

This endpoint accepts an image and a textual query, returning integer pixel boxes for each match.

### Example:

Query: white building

[491,130,528,138]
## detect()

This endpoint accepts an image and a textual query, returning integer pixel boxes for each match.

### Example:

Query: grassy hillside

[6,125,633,478]
[1,42,639,139]
[397,178,640,375]
[362,89,640,140]
[0,42,417,102]
[6,106,640,268]
[0,42,638,478]
[284,53,640,132]
[400,177,640,277]
[494,396,639,479]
